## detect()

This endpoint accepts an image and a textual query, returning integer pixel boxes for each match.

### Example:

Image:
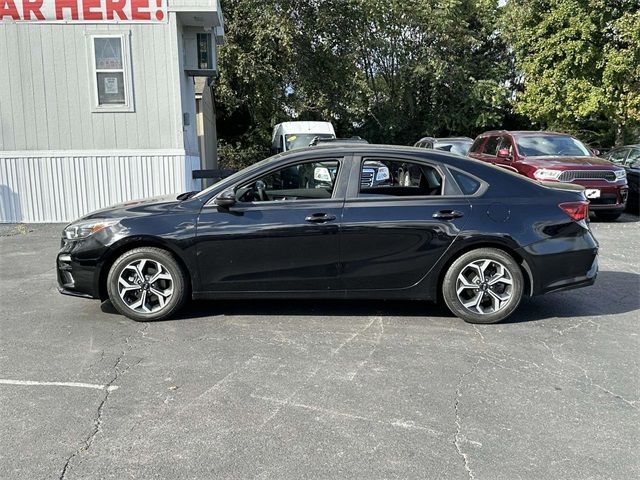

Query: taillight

[559,201,589,221]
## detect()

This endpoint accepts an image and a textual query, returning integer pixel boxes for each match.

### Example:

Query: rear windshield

[515,135,591,157]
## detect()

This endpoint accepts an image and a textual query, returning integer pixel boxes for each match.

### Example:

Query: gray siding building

[0,0,224,222]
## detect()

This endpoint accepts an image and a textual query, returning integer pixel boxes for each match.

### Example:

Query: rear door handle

[305,213,337,223]
[433,209,464,220]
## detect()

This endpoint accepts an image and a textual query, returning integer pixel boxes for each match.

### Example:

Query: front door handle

[305,213,337,223]
[433,210,464,220]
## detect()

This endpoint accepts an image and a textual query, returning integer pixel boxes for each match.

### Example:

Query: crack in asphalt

[58,354,125,480]
[577,364,639,409]
[58,324,148,479]
[454,358,481,480]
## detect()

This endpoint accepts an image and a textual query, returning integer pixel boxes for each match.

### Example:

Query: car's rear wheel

[594,211,622,222]
[442,248,524,324]
[107,247,188,322]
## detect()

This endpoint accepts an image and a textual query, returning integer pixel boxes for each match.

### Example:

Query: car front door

[195,156,349,293]
[340,155,472,290]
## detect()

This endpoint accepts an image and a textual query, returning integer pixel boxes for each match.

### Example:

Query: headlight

[614,169,627,181]
[533,168,562,181]
[63,219,120,240]
[376,167,390,181]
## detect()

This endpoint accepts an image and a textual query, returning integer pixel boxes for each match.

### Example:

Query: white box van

[271,121,336,153]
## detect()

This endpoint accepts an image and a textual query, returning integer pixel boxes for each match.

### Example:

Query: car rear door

[339,154,471,291]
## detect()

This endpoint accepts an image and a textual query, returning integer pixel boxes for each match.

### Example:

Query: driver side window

[482,137,500,156]
[498,136,514,155]
[237,159,341,203]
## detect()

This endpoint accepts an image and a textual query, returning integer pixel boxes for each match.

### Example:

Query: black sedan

[57,145,599,324]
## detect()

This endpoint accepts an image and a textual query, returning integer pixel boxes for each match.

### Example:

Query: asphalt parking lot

[0,214,638,480]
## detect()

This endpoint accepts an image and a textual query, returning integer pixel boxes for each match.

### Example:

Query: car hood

[80,194,184,220]
[520,156,621,169]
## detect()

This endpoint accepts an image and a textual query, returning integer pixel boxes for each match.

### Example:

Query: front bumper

[57,240,104,299]
[577,181,628,211]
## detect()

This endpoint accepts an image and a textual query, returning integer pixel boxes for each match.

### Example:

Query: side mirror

[497,148,512,159]
[214,190,236,208]
[590,148,600,157]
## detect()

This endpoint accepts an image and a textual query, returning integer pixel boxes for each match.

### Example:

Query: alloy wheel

[456,259,513,315]
[117,259,174,314]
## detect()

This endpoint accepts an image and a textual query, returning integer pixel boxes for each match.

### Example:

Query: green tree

[327,0,512,144]
[214,0,514,167]
[502,0,640,146]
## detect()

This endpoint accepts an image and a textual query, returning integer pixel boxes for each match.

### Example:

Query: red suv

[468,131,629,221]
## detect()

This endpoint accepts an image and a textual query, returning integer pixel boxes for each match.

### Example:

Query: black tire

[106,247,188,322]
[594,211,622,222]
[442,248,524,324]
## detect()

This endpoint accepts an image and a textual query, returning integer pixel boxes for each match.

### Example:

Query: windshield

[285,133,334,151]
[436,140,473,156]
[515,135,591,157]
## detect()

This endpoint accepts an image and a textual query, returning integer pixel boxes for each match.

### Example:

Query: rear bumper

[538,256,597,294]
[518,227,599,296]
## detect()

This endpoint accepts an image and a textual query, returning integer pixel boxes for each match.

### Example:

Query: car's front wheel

[594,211,622,222]
[442,248,524,324]
[107,247,188,322]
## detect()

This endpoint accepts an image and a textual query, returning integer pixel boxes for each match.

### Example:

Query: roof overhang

[169,0,224,43]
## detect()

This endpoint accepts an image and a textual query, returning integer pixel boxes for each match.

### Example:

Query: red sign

[0,0,167,22]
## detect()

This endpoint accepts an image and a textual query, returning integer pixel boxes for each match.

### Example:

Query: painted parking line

[0,379,118,391]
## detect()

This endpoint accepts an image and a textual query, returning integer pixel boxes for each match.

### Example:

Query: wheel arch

[97,237,194,301]
[435,239,534,301]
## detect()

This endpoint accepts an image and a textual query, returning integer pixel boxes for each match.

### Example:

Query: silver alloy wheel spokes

[456,259,513,315]
[118,259,174,314]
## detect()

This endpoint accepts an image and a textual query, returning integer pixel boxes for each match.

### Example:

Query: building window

[88,33,134,112]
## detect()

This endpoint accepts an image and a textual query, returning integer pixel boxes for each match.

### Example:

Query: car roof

[284,144,482,170]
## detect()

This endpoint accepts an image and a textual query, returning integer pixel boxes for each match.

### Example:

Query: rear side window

[359,158,443,197]
[450,169,481,195]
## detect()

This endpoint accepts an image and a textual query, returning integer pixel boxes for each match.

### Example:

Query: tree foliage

[502,0,640,146]
[215,0,639,167]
